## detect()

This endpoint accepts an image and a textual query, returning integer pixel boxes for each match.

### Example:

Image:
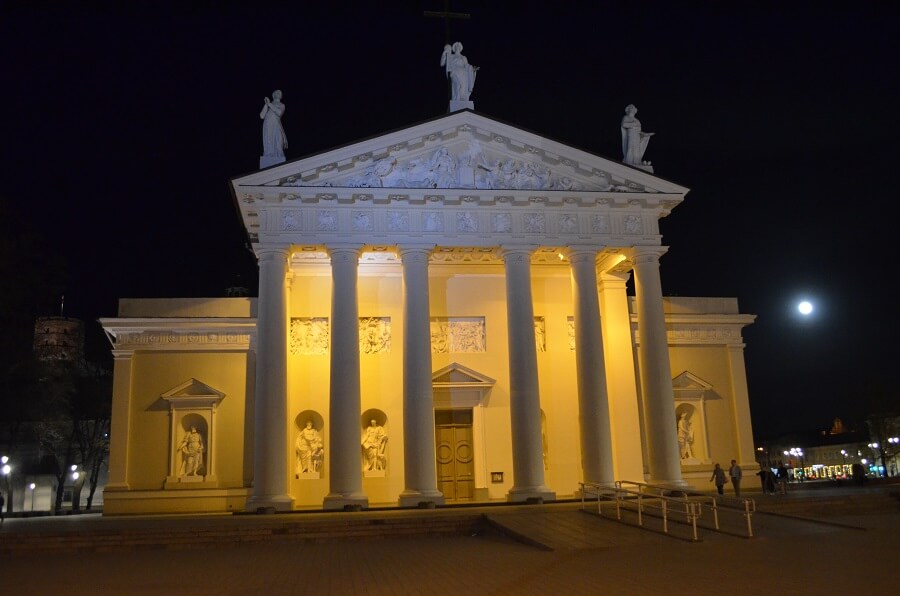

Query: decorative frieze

[289,317,392,355]
[430,317,486,353]
[116,332,250,349]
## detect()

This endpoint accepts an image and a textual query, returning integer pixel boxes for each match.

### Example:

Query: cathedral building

[99,104,756,515]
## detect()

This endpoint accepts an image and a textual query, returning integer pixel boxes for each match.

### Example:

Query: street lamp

[1,456,10,516]
[868,443,884,477]
[28,482,36,513]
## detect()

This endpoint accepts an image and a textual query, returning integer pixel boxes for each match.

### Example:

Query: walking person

[776,461,789,494]
[710,463,727,495]
[729,459,743,498]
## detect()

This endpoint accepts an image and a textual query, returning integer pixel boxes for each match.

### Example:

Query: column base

[506,486,556,503]
[398,490,445,508]
[245,494,294,513]
[323,493,369,511]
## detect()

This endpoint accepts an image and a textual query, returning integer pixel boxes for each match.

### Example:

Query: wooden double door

[435,409,474,502]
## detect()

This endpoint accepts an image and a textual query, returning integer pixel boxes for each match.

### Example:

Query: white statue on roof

[260,90,288,168]
[441,42,479,112]
[621,104,654,168]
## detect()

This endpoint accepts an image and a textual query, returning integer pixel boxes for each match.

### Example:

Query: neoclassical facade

[99,111,756,514]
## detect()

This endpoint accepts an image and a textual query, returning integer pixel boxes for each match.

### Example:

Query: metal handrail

[580,480,756,540]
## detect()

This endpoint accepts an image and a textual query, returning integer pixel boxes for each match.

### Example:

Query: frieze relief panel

[290,318,330,355]
[290,317,392,355]
[359,317,391,354]
[430,317,486,353]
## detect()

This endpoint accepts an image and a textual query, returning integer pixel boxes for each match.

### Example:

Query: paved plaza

[1,486,897,595]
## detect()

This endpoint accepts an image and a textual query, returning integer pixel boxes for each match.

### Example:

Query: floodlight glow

[1,464,9,475]
[0,455,7,464]
[72,471,80,480]
[70,464,77,471]
[29,482,35,490]
[798,301,813,315]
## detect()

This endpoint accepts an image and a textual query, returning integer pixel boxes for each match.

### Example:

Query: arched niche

[361,409,388,476]
[673,371,715,465]
[294,410,324,479]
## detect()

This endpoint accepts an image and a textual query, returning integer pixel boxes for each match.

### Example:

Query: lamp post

[28,482,36,513]
[888,437,899,477]
[867,443,884,477]
[1,456,10,516]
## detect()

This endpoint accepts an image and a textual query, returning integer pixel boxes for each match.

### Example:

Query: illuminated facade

[99,111,757,514]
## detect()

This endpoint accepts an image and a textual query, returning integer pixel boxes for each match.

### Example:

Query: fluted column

[398,245,445,507]
[247,245,293,511]
[501,245,555,502]
[566,247,615,487]
[629,246,684,486]
[323,244,368,511]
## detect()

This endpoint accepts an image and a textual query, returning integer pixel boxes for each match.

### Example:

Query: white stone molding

[102,320,254,352]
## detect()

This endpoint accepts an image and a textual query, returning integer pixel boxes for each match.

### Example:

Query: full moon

[798,301,813,315]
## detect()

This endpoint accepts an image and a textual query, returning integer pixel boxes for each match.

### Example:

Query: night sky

[2,3,898,440]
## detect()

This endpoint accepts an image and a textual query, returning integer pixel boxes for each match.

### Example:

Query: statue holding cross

[440,42,479,110]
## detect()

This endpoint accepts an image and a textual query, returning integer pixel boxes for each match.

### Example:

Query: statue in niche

[296,420,324,475]
[621,104,654,166]
[440,42,479,101]
[178,425,205,477]
[677,412,695,460]
[362,419,387,471]
[260,90,288,159]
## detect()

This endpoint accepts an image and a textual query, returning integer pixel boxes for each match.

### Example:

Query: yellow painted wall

[127,351,249,490]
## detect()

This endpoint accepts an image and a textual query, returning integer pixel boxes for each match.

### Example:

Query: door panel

[435,409,475,502]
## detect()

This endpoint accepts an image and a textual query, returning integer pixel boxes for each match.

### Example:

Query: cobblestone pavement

[0,493,897,595]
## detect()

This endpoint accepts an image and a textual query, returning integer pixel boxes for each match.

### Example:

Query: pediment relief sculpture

[282,141,645,193]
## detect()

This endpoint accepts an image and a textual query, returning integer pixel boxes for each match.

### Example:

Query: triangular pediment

[233,111,687,195]
[672,371,715,401]
[432,362,496,386]
[161,378,225,405]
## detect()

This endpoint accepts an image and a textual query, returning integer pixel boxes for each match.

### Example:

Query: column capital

[396,243,436,260]
[626,245,669,265]
[499,244,539,261]
[111,349,134,360]
[255,244,291,260]
[561,245,604,265]
[325,243,364,261]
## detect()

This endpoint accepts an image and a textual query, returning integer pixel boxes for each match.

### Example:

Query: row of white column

[245,243,683,512]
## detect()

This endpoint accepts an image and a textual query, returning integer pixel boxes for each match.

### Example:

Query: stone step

[0,512,487,555]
